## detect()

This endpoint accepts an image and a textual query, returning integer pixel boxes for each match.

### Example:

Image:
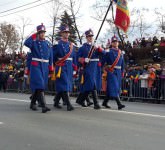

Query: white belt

[89,58,100,62]
[32,58,49,63]
[58,58,73,61]
[108,65,121,69]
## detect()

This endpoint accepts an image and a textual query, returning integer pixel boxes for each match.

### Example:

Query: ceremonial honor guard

[53,25,77,111]
[76,67,93,107]
[77,29,104,109]
[24,23,54,113]
[102,36,125,110]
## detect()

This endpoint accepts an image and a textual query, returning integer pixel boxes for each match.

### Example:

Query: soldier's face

[38,32,45,40]
[61,31,70,40]
[111,41,119,48]
[86,35,93,43]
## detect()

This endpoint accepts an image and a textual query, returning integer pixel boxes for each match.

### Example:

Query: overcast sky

[0,0,164,45]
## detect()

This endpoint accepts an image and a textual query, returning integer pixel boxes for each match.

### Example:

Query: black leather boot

[54,92,62,109]
[76,93,83,104]
[86,96,93,106]
[62,92,74,111]
[115,97,125,110]
[37,91,51,113]
[76,93,87,107]
[102,96,111,109]
[30,92,38,111]
[92,90,101,110]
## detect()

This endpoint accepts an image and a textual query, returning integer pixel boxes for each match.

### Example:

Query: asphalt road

[0,92,165,150]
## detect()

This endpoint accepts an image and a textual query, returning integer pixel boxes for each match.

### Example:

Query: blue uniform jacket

[77,43,105,92]
[53,40,77,92]
[24,34,53,91]
[104,48,124,97]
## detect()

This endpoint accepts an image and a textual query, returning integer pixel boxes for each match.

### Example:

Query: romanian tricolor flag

[122,89,128,95]
[134,74,139,83]
[113,0,130,33]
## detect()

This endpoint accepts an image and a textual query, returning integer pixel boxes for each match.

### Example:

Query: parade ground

[0,92,165,150]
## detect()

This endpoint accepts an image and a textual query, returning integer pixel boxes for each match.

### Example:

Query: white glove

[85,58,90,63]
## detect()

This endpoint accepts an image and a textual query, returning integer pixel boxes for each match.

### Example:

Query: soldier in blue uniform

[102,36,125,110]
[76,29,104,109]
[24,23,54,113]
[76,66,93,107]
[53,25,77,111]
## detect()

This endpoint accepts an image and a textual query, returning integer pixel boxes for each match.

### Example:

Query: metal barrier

[120,78,165,102]
[3,77,165,102]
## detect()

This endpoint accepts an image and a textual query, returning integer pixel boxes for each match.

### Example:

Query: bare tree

[63,0,83,45]
[92,0,125,46]
[17,17,32,53]
[0,22,20,54]
[155,8,165,34]
[135,8,152,38]
[45,0,63,45]
[92,0,154,45]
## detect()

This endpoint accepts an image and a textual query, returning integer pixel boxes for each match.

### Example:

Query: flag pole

[87,0,113,59]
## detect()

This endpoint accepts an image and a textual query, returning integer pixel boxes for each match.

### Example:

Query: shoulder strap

[55,42,73,66]
[109,49,121,72]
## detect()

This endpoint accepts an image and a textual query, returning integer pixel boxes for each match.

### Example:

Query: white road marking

[101,108,165,119]
[0,122,4,125]
[1,97,165,119]
[0,98,29,103]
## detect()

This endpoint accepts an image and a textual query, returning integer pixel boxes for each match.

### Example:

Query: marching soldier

[102,36,125,110]
[24,23,54,113]
[53,25,77,111]
[76,67,93,107]
[77,29,104,109]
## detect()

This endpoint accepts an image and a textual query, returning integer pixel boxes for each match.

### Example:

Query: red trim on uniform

[31,61,38,66]
[55,43,73,66]
[98,62,102,67]
[72,64,78,71]
[49,65,54,71]
[108,49,121,72]
[56,63,65,66]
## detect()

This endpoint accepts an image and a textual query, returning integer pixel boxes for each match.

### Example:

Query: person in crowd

[128,52,136,65]
[151,36,159,47]
[0,69,9,92]
[17,68,24,93]
[125,41,132,49]
[151,48,161,62]
[141,37,147,48]
[147,67,156,99]
[160,37,165,47]
[146,37,152,47]
[152,64,161,102]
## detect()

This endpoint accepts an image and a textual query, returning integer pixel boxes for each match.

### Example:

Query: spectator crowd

[0,36,165,103]
[125,36,165,49]
[0,52,27,92]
